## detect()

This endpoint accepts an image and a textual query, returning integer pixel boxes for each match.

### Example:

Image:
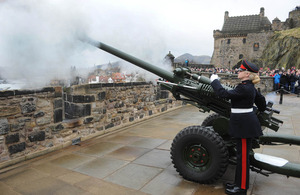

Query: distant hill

[174,53,211,64]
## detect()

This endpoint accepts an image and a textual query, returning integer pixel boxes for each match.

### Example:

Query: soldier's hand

[210,74,219,82]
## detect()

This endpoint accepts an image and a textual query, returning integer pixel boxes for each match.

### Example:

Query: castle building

[272,6,300,31]
[211,8,272,69]
[211,6,300,69]
[164,51,175,68]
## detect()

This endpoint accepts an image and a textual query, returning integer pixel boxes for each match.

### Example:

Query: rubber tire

[201,113,221,126]
[170,125,229,184]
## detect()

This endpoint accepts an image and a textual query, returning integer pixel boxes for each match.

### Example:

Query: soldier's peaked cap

[240,60,259,73]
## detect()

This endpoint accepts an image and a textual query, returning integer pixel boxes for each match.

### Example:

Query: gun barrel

[89,39,176,82]
[191,74,212,85]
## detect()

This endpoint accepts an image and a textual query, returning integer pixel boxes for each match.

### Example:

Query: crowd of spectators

[190,66,300,94]
[270,67,300,94]
[190,67,237,74]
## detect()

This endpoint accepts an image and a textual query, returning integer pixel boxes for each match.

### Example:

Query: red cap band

[240,64,247,70]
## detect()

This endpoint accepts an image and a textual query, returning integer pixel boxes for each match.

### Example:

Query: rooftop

[222,14,271,33]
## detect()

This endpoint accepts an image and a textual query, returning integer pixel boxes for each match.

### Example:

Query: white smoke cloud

[0,0,171,89]
[265,92,278,104]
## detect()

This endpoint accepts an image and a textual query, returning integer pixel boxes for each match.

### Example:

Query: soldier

[210,60,266,195]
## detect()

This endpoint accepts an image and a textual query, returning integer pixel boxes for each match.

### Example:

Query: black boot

[225,183,236,189]
[225,186,247,195]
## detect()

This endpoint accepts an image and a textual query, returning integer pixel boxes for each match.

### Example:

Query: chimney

[260,7,265,17]
[224,11,229,21]
[224,11,229,22]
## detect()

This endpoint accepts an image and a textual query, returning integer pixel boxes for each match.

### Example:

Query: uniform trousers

[234,138,252,190]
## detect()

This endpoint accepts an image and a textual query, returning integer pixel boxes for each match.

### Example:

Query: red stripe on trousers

[241,139,247,189]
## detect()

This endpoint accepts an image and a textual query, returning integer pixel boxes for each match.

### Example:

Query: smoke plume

[0,0,171,89]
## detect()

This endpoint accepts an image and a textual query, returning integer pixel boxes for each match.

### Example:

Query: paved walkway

[0,92,300,195]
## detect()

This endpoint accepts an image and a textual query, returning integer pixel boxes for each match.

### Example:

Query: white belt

[231,108,253,113]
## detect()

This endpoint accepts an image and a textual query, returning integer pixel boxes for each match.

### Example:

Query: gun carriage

[85,38,300,183]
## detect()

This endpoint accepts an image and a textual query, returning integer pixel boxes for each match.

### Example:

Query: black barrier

[274,85,299,105]
[279,87,283,104]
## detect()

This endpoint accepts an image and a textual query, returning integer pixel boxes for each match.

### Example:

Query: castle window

[227,39,231,44]
[253,43,259,51]
[243,38,246,44]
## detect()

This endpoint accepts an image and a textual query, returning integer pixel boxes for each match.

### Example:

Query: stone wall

[211,31,273,68]
[0,82,180,168]
[289,9,300,28]
[0,87,63,165]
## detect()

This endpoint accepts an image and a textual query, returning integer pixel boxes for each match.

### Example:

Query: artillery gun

[85,38,300,183]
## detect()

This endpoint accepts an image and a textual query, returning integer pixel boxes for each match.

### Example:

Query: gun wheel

[171,126,228,184]
[201,113,221,126]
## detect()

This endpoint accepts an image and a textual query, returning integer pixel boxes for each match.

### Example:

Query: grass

[275,27,300,39]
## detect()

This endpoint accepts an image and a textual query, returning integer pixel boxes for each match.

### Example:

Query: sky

[0,0,299,88]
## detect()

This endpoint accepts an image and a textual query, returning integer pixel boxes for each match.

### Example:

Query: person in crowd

[273,70,281,92]
[185,59,189,67]
[210,60,266,195]
[280,71,289,92]
[287,69,292,91]
[269,69,275,77]
[289,69,297,93]
[295,70,300,94]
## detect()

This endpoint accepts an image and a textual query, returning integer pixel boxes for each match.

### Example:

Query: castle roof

[221,14,271,34]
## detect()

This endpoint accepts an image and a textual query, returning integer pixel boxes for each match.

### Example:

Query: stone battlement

[0,82,180,168]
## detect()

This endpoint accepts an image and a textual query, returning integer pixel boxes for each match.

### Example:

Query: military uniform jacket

[211,80,266,138]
